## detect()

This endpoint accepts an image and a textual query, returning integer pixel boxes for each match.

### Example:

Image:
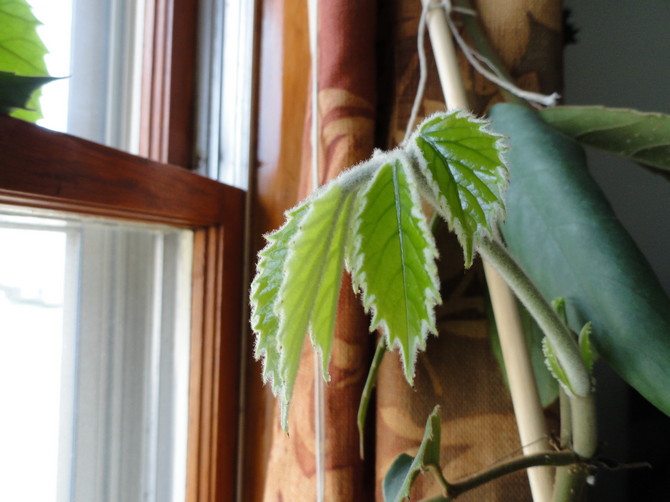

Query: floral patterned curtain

[249,1,564,500]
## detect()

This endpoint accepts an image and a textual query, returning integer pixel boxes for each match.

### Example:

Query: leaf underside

[350,158,440,384]
[410,110,508,267]
[383,406,442,502]
[250,203,309,398]
[540,105,670,172]
[276,185,354,428]
[0,0,50,121]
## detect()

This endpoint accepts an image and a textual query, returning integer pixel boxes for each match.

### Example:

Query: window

[0,115,245,501]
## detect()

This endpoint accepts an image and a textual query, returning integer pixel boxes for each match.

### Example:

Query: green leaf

[490,103,670,417]
[277,185,355,424]
[409,111,508,267]
[383,406,442,502]
[540,105,670,173]
[0,0,50,122]
[250,203,310,398]
[0,70,55,115]
[578,322,595,374]
[543,337,575,396]
[350,157,440,384]
[251,183,355,430]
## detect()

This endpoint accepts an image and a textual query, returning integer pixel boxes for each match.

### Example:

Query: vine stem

[428,451,582,501]
[420,1,554,500]
[477,238,592,398]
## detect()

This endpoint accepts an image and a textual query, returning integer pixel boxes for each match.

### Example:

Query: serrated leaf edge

[348,153,441,384]
[407,110,509,266]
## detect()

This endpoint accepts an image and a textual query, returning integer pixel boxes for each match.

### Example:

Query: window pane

[0,207,192,502]
[28,0,145,153]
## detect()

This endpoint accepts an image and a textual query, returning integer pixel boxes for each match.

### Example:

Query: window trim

[0,115,244,501]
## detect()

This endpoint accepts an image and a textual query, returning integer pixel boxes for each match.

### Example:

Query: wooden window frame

[0,115,244,502]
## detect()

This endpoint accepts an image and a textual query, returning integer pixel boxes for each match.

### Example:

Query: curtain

[249,1,564,500]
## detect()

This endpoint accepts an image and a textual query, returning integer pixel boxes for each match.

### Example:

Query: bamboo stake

[421,2,553,501]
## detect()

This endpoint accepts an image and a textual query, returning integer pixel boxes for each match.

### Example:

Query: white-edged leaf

[275,184,355,429]
[250,203,309,396]
[542,337,575,397]
[408,111,508,267]
[578,322,595,374]
[350,156,440,384]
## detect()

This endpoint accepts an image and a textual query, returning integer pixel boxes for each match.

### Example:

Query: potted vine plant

[250,1,670,501]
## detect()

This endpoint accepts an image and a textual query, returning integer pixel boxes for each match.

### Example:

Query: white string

[403,0,558,142]
[307,0,326,500]
[443,9,560,106]
[402,2,430,146]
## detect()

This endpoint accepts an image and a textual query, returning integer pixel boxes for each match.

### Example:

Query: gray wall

[563,3,670,500]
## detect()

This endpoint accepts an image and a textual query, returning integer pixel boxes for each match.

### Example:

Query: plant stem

[446,451,581,500]
[357,335,386,458]
[477,237,592,398]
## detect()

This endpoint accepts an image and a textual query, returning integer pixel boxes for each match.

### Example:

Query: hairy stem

[477,237,592,397]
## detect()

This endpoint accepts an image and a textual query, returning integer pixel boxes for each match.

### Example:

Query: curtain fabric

[257,1,563,500]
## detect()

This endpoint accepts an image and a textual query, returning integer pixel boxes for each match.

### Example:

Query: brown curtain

[247,1,564,500]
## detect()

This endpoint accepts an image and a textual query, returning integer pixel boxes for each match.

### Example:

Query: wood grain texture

[140,0,198,167]
[0,116,245,502]
[0,116,244,227]
[241,0,311,500]
[187,225,244,502]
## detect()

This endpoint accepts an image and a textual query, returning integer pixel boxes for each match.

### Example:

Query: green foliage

[408,111,508,267]
[540,105,670,173]
[250,111,509,429]
[250,204,309,400]
[383,406,442,502]
[490,103,670,417]
[350,157,440,384]
[0,0,50,121]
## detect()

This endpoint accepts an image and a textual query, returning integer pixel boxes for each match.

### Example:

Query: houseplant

[250,1,670,501]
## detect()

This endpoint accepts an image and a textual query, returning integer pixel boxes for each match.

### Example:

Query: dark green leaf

[490,103,670,417]
[0,71,55,115]
[539,106,670,173]
[382,406,442,502]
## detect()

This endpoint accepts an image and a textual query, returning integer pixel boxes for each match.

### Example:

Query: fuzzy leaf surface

[383,406,442,502]
[250,203,309,397]
[350,158,440,384]
[540,106,670,172]
[0,0,49,121]
[409,111,508,267]
[491,103,670,417]
[275,185,354,428]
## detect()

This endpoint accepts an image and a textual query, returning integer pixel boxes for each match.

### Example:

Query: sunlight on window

[28,0,73,131]
[0,222,67,502]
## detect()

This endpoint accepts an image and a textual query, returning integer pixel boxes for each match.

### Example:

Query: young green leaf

[540,106,670,173]
[270,185,355,429]
[250,203,310,397]
[383,406,442,502]
[408,111,508,267]
[350,156,440,384]
[0,0,50,122]
[578,322,595,374]
[542,337,575,397]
